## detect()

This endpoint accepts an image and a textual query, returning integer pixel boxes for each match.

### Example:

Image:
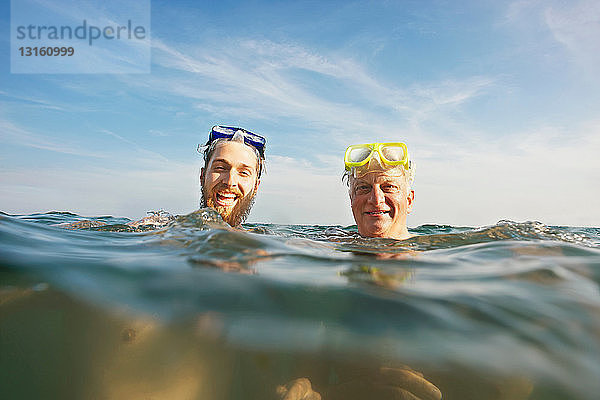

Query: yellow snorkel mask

[344,142,410,170]
[344,142,415,185]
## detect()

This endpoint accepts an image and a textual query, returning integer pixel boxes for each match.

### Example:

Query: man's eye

[239,170,251,177]
[382,185,400,193]
[355,185,370,194]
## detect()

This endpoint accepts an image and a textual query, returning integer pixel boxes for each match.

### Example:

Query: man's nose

[368,185,385,205]
[221,170,238,187]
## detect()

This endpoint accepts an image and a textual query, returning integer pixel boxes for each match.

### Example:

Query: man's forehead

[353,170,406,184]
[210,141,258,165]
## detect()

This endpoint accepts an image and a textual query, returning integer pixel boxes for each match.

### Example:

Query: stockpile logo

[10,0,151,74]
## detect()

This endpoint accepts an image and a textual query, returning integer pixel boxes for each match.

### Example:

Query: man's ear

[200,167,205,185]
[255,179,261,191]
[407,190,415,213]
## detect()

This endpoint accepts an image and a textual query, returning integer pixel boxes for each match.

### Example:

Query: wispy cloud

[148,129,170,137]
[505,0,545,23]
[544,0,600,75]
[150,38,496,145]
[504,0,600,77]
[100,129,169,162]
[0,117,169,165]
[0,93,67,111]
[0,117,107,158]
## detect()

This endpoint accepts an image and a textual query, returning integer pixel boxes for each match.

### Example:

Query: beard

[200,183,257,227]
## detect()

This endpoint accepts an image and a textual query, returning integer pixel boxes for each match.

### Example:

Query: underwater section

[1,210,600,399]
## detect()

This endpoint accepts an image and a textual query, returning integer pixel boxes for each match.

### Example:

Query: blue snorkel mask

[198,125,267,178]
[202,125,266,158]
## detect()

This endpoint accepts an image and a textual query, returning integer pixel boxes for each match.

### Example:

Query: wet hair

[342,162,415,193]
[202,138,265,179]
[341,152,415,189]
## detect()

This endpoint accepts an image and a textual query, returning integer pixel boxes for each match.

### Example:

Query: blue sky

[1,0,599,227]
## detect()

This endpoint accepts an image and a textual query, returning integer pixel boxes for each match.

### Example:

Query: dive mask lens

[208,125,235,143]
[348,146,373,164]
[380,144,406,164]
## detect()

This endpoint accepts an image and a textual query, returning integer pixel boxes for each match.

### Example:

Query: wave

[1,210,600,398]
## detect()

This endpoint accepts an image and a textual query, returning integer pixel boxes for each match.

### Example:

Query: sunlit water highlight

[1,210,599,399]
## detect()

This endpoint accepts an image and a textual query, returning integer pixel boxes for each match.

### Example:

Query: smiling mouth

[215,192,239,207]
[365,210,390,216]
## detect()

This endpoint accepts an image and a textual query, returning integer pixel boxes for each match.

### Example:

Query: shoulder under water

[1,209,599,399]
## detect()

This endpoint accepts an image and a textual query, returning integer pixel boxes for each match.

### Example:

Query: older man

[343,142,415,240]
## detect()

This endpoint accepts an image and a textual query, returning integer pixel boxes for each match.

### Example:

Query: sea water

[1,210,599,399]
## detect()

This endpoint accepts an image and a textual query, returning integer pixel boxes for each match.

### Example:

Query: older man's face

[350,170,413,239]
[201,141,260,226]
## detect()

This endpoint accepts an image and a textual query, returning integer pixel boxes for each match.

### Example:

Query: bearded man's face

[200,141,260,226]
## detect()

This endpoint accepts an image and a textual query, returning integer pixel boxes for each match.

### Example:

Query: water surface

[1,210,599,399]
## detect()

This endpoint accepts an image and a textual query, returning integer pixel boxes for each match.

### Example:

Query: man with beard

[61,125,265,230]
[198,125,265,227]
